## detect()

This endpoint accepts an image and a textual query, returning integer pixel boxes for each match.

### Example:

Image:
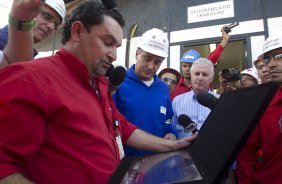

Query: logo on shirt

[160,106,167,115]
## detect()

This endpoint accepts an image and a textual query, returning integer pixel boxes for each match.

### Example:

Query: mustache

[269,68,282,74]
[101,57,112,65]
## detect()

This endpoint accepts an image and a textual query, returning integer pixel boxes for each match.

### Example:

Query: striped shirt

[171,89,219,139]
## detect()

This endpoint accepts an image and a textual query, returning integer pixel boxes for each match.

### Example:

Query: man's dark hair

[61,0,125,44]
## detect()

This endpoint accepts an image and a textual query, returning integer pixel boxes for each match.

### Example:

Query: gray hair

[190,58,214,78]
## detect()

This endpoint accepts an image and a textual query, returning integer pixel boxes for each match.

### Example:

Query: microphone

[107,65,126,93]
[105,64,114,77]
[109,65,126,87]
[178,114,198,134]
[196,92,218,110]
[101,0,117,9]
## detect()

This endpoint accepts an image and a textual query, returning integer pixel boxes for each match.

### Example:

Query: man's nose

[147,61,154,70]
[198,74,204,79]
[107,48,117,63]
[46,22,56,31]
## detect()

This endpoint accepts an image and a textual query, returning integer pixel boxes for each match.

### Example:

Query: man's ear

[135,49,140,60]
[71,21,84,42]
[135,50,138,60]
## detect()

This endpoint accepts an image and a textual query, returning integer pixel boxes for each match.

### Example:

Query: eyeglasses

[40,10,60,30]
[241,76,256,82]
[263,53,282,65]
[161,78,177,85]
[256,63,266,70]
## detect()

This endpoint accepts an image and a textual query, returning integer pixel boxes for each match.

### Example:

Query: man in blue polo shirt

[113,28,177,156]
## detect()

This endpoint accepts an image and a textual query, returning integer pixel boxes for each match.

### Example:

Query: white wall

[169,45,181,72]
[0,1,11,28]
[114,39,127,68]
[267,16,282,36]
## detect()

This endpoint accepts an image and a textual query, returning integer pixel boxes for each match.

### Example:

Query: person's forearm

[1,0,43,69]
[220,38,228,48]
[126,129,197,152]
[3,0,36,66]
[3,26,34,65]
[219,26,229,48]
[126,129,176,152]
[0,173,34,184]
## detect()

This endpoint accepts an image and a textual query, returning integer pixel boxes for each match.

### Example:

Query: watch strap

[8,15,35,31]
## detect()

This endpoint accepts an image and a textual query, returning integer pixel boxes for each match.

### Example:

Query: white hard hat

[138,28,169,58]
[263,29,282,54]
[241,68,260,84]
[45,0,66,23]
[252,49,264,67]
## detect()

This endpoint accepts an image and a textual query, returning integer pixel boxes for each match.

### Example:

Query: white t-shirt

[142,78,154,87]
[0,50,3,65]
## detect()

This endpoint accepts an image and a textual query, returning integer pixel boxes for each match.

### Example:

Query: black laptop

[108,82,279,184]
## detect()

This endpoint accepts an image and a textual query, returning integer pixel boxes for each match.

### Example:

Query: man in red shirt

[171,27,229,100]
[0,1,197,184]
[236,30,282,184]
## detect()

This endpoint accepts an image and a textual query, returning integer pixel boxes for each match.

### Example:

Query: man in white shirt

[171,58,219,139]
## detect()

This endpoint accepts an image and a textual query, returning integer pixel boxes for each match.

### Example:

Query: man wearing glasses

[0,0,66,59]
[253,53,272,83]
[240,68,260,88]
[236,30,282,184]
[158,67,181,96]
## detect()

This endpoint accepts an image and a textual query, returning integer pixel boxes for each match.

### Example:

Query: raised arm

[208,26,230,64]
[1,0,43,69]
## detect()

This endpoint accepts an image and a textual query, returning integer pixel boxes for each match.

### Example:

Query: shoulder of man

[0,25,9,51]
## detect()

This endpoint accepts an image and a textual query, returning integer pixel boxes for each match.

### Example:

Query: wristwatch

[8,15,35,31]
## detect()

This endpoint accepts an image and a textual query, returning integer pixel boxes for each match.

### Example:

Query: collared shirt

[171,89,219,139]
[170,77,192,100]
[0,48,137,184]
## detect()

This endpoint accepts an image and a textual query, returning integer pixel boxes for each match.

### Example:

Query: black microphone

[105,64,114,77]
[101,0,117,9]
[196,92,218,110]
[178,114,198,134]
[108,65,126,93]
[109,66,126,87]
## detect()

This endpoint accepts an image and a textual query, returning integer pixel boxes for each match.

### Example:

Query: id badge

[115,135,125,159]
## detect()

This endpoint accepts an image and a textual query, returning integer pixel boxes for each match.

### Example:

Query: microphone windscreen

[105,64,114,77]
[109,66,126,86]
[178,114,192,128]
[101,0,117,9]
[196,92,218,110]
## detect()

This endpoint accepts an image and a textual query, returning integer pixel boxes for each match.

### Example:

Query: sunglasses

[263,53,282,65]
[161,78,177,85]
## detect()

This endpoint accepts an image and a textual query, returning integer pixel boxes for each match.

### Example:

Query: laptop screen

[188,82,278,183]
[120,150,202,184]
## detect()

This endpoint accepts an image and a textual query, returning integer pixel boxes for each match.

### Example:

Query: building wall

[115,0,282,72]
